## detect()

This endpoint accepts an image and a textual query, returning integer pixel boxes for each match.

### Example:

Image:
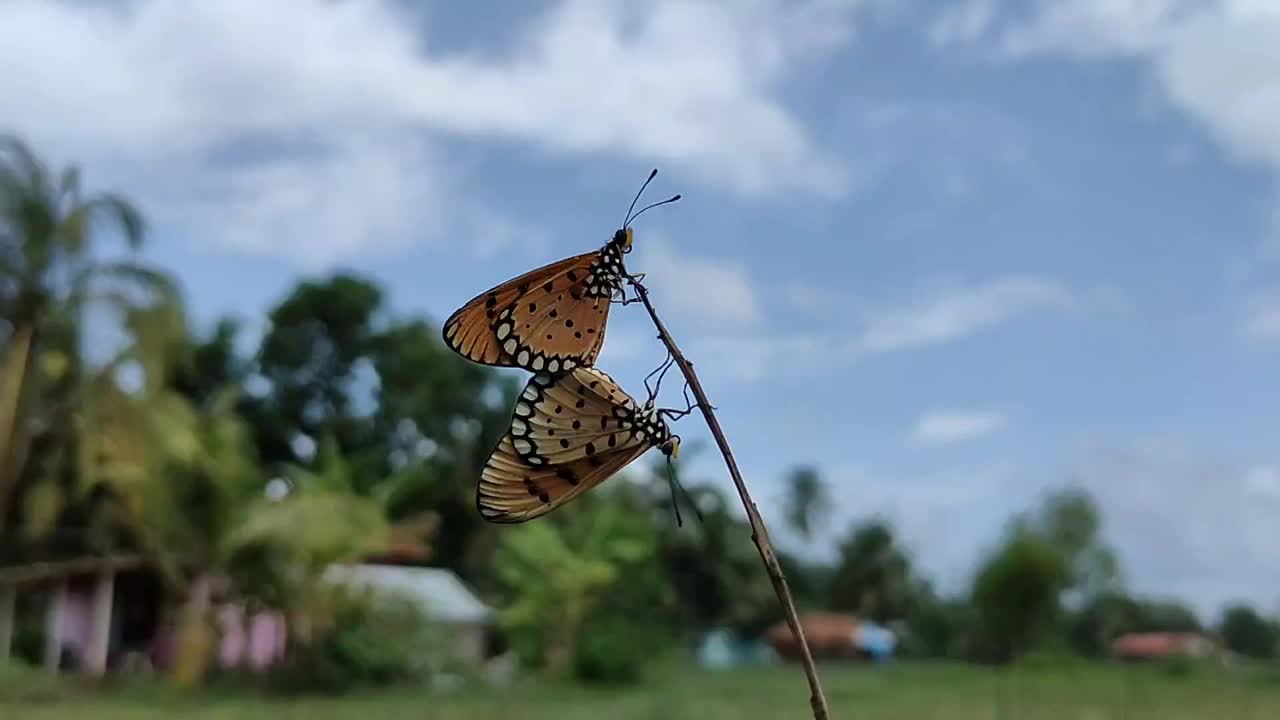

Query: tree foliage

[829,518,921,623]
[971,527,1070,662]
[1218,603,1279,660]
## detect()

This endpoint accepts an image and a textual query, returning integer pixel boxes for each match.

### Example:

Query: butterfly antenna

[666,455,684,528]
[627,194,681,226]
[668,456,704,526]
[623,168,659,228]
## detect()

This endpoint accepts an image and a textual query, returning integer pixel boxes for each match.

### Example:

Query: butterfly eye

[622,227,634,252]
[663,436,680,458]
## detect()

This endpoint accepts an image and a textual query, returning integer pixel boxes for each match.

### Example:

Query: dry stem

[627,277,831,720]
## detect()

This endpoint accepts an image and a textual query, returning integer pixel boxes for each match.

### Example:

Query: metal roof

[323,563,495,625]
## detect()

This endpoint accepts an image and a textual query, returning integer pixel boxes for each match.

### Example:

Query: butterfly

[476,364,691,524]
[442,170,679,373]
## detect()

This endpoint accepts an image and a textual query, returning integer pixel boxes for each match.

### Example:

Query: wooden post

[43,578,66,673]
[0,583,15,663]
[86,568,115,675]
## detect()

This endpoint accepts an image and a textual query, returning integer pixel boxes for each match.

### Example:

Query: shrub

[573,616,650,686]
[267,586,436,694]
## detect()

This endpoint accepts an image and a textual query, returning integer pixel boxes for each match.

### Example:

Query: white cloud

[1242,294,1280,341]
[689,334,828,382]
[911,410,1007,446]
[0,0,863,265]
[177,134,443,268]
[637,237,762,330]
[673,275,1082,383]
[1066,438,1280,616]
[928,0,998,47]
[850,276,1077,354]
[1243,465,1280,498]
[938,1,1280,210]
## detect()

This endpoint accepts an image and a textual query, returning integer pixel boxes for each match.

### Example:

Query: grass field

[4,660,1279,719]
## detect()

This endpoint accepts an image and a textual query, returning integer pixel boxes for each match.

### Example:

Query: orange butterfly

[442,170,678,372]
[476,365,691,524]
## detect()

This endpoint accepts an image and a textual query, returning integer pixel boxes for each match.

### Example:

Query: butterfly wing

[443,251,614,371]
[477,367,657,523]
[508,367,649,465]
[477,435,650,523]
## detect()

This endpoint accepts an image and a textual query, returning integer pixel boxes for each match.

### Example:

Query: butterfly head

[611,227,635,253]
[661,434,681,459]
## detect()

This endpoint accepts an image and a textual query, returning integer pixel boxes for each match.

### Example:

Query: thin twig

[627,276,832,720]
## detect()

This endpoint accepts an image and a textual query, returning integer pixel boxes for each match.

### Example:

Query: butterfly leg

[659,381,714,421]
[643,349,677,405]
[612,283,645,306]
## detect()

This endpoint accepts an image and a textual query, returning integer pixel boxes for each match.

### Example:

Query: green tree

[250,273,385,468]
[1069,591,1143,658]
[829,519,920,622]
[971,527,1070,662]
[494,497,661,676]
[1028,488,1120,601]
[1,134,178,560]
[782,465,829,540]
[633,450,783,635]
[1133,598,1201,633]
[1218,603,1279,659]
[246,273,517,576]
[903,595,978,659]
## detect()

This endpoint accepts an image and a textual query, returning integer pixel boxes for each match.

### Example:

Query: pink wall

[217,605,287,670]
[56,580,95,663]
[57,580,287,673]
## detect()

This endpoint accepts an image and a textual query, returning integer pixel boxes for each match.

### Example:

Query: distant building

[696,627,777,669]
[322,563,497,664]
[1111,632,1219,662]
[764,612,896,663]
[0,556,497,677]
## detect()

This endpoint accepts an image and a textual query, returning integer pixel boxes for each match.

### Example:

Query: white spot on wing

[532,356,545,371]
[504,338,518,354]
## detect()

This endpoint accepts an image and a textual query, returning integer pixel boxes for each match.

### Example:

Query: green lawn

[4,660,1279,719]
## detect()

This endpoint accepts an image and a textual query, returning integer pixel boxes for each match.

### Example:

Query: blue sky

[4,0,1280,618]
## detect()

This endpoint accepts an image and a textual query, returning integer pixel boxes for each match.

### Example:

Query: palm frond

[0,135,50,194]
[64,193,146,251]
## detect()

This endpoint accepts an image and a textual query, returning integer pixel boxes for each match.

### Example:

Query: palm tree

[782,466,830,540]
[1,133,179,550]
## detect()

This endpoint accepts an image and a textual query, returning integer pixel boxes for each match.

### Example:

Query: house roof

[322,563,495,625]
[0,554,146,586]
[1111,632,1214,658]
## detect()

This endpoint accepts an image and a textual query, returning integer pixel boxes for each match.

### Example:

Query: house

[0,555,286,674]
[696,627,777,670]
[321,563,497,664]
[1111,632,1219,662]
[764,612,896,663]
[0,555,494,676]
